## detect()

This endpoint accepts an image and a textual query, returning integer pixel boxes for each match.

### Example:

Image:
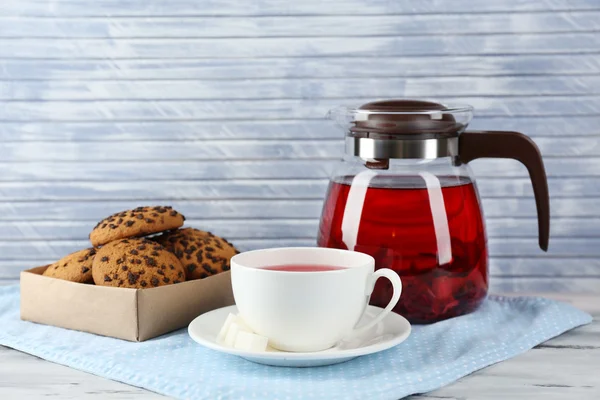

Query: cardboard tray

[20,266,235,342]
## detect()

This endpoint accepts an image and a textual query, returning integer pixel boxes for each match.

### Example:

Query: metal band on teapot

[345,136,458,160]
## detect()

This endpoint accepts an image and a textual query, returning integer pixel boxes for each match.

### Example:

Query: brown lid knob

[359,99,447,111]
[351,99,468,136]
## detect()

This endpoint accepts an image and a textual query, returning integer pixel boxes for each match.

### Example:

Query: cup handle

[351,268,402,336]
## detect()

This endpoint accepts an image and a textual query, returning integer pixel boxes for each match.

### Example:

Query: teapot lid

[330,99,473,138]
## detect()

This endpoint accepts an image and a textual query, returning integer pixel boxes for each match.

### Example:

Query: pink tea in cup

[262,264,346,272]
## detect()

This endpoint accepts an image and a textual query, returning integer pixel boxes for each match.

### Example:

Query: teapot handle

[458,131,550,251]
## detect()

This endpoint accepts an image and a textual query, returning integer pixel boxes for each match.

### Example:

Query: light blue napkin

[0,285,591,399]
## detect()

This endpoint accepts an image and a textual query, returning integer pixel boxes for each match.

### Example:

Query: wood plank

[487,217,600,238]
[492,276,600,293]
[469,158,600,178]
[0,177,591,199]
[490,276,600,294]
[416,344,600,399]
[0,180,332,200]
[0,137,596,160]
[0,116,597,142]
[0,215,592,241]
[0,261,62,278]
[469,116,600,136]
[490,258,600,277]
[0,120,341,140]
[0,140,345,161]
[515,294,600,317]
[483,198,600,218]
[519,293,600,315]
[0,197,592,221]
[477,177,600,197]
[0,219,320,241]
[0,160,338,181]
[0,197,593,222]
[490,239,600,257]
[4,0,599,17]
[1,97,598,121]
[0,217,593,244]
[0,200,323,220]
[2,12,599,38]
[0,345,165,398]
[1,34,598,59]
[0,220,594,255]
[0,158,595,181]
[0,218,600,242]
[3,76,600,100]
[2,55,599,80]
[0,216,595,253]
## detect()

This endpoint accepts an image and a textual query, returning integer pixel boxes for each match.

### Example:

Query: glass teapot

[317,100,550,323]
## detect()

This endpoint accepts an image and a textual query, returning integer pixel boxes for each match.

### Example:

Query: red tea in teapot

[317,99,549,323]
[317,174,488,323]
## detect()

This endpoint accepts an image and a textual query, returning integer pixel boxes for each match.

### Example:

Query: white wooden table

[0,293,598,399]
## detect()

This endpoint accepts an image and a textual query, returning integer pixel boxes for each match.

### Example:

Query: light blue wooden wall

[1,0,599,292]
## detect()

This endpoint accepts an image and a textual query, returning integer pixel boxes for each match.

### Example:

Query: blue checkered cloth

[0,285,591,399]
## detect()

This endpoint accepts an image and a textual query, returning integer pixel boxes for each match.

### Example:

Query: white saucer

[188,305,411,367]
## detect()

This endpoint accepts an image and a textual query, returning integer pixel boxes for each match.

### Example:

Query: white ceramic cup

[230,247,402,352]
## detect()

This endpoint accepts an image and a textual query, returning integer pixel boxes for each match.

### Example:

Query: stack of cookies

[42,206,239,289]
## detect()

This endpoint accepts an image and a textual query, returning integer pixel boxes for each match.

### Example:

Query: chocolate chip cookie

[42,247,97,283]
[154,228,239,280]
[89,206,185,247]
[92,238,186,289]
